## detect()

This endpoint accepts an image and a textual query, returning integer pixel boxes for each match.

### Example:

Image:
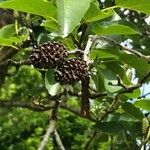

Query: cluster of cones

[29,42,88,85]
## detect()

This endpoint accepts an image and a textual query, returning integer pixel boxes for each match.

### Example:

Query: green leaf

[0,24,15,38]
[118,53,150,75]
[103,69,122,93]
[0,0,56,19]
[122,102,143,121]
[45,69,61,96]
[134,99,150,111]
[92,24,139,35]
[116,0,150,14]
[91,49,119,60]
[0,36,25,49]
[92,49,150,76]
[41,20,58,32]
[84,2,113,23]
[104,61,130,85]
[95,121,124,135]
[124,89,141,99]
[92,67,105,92]
[57,0,91,37]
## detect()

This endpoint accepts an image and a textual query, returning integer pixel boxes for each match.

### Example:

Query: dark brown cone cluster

[54,58,88,85]
[29,42,68,69]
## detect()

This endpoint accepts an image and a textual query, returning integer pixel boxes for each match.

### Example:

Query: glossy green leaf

[45,69,61,96]
[116,0,150,14]
[0,0,56,19]
[0,24,15,38]
[84,2,113,23]
[134,99,150,111]
[57,0,91,37]
[92,24,139,35]
[122,102,143,121]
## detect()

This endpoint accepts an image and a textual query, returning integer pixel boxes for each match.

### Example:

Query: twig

[60,103,96,122]
[67,49,83,55]
[83,35,95,63]
[84,131,97,150]
[0,99,96,122]
[54,129,65,150]
[89,92,107,99]
[0,100,53,111]
[38,120,56,150]
[98,36,150,61]
[120,71,150,94]
[0,59,31,67]
[68,90,107,99]
[38,101,59,150]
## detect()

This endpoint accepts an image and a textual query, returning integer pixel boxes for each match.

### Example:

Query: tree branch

[97,35,150,61]
[0,99,96,122]
[60,103,96,122]
[54,129,65,150]
[0,59,31,67]
[84,131,97,150]
[0,100,53,111]
[83,35,96,63]
[38,120,56,150]
[38,101,59,150]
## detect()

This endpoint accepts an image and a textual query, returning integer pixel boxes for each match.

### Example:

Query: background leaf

[103,69,122,93]
[116,0,150,14]
[0,36,25,48]
[134,99,150,111]
[0,24,15,38]
[0,0,56,19]
[95,121,124,135]
[57,0,91,37]
[92,24,139,35]
[118,53,150,75]
[83,2,113,23]
[122,102,143,121]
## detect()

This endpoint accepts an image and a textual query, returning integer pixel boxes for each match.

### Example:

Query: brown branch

[97,36,150,61]
[120,71,150,94]
[89,92,107,99]
[0,100,96,122]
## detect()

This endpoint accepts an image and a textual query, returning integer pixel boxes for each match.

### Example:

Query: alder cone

[55,58,88,85]
[29,42,68,69]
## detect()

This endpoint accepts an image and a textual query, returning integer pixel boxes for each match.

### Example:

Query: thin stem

[102,6,118,12]
[84,131,97,150]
